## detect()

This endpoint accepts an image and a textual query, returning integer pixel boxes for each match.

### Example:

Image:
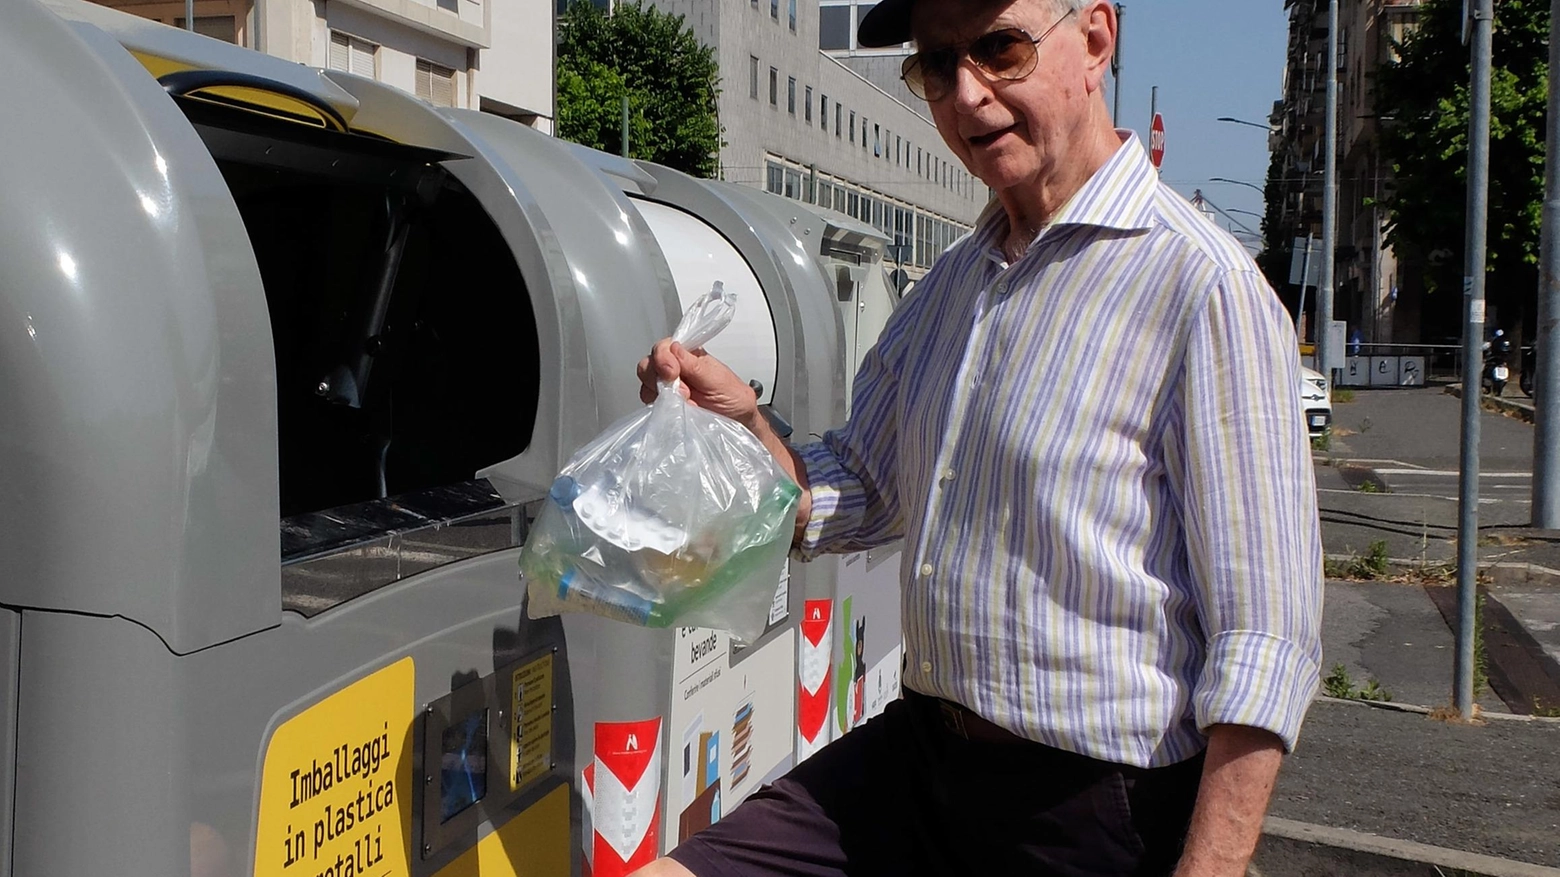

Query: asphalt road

[1325,386,1536,473]
[1317,386,1545,562]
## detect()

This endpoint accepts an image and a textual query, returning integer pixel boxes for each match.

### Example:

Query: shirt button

[920,661,934,674]
[996,281,1009,295]
[941,468,956,482]
[919,563,933,578]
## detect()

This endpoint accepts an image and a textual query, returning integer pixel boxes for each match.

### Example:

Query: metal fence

[1302,343,1469,386]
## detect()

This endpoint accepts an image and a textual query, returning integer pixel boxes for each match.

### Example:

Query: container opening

[180,100,541,520]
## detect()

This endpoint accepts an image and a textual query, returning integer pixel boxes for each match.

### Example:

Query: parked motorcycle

[1483,331,1513,396]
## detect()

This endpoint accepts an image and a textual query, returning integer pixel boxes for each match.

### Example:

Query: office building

[89,0,554,129]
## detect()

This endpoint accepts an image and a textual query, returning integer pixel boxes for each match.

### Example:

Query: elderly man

[634,0,1322,874]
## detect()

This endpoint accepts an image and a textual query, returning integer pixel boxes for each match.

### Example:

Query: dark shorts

[668,690,1204,877]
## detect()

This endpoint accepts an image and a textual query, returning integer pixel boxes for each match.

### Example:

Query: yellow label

[510,654,555,792]
[431,784,570,877]
[255,658,415,877]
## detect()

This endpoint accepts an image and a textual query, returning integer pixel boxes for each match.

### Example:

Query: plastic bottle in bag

[520,282,800,643]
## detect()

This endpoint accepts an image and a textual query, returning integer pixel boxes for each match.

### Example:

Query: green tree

[1376,0,1550,340]
[556,1,721,178]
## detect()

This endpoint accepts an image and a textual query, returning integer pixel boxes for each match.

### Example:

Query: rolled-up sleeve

[1180,268,1324,752]
[793,307,910,560]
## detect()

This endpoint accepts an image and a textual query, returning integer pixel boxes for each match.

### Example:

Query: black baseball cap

[856,0,917,48]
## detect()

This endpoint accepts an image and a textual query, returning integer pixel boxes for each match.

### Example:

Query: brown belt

[905,689,1029,744]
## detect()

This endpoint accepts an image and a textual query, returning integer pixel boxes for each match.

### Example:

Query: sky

[1107,2,1291,252]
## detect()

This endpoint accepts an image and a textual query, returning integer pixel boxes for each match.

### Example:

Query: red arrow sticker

[798,600,834,758]
[593,717,663,877]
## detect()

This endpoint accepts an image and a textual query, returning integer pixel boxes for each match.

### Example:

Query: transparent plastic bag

[520,282,801,644]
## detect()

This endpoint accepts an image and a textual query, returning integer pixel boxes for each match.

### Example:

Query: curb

[1258,816,1560,877]
[1323,554,1560,590]
[1445,383,1535,422]
[1312,693,1560,724]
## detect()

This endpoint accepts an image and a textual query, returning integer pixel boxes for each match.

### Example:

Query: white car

[1300,366,1332,438]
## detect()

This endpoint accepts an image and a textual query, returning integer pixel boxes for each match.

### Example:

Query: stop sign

[1149,113,1166,169]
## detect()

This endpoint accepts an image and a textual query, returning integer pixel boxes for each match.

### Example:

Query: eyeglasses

[901,11,1077,103]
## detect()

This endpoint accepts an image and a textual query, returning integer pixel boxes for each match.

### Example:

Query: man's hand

[1173,725,1284,877]
[635,339,812,538]
[637,340,761,429]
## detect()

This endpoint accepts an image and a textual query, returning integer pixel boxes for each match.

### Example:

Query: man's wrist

[737,407,771,440]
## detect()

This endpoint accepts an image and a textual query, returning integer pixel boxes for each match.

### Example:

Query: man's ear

[1081,1,1117,95]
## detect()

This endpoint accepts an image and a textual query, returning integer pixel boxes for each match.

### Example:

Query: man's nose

[951,58,994,111]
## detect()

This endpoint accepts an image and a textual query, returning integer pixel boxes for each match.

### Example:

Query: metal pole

[1297,234,1315,336]
[1319,0,1339,384]
[1533,0,1560,527]
[185,0,195,30]
[1112,5,1125,127]
[1455,0,1494,720]
[621,94,631,158]
[1150,85,1157,142]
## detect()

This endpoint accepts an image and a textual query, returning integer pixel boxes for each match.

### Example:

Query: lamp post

[1216,116,1271,132]
[1320,0,1340,386]
[1209,176,1265,195]
[1112,5,1125,126]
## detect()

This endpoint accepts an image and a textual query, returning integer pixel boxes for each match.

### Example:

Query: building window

[328,31,378,79]
[416,59,457,107]
[750,56,760,99]
[819,5,850,49]
[820,95,828,130]
[175,15,237,43]
[849,111,856,143]
[805,86,814,123]
[770,67,778,106]
[784,169,801,199]
[767,162,784,194]
[862,117,868,152]
[771,0,779,21]
[789,0,797,31]
[836,104,843,138]
[873,124,881,157]
[788,77,796,114]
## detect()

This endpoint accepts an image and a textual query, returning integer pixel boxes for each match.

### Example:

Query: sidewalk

[1254,584,1560,875]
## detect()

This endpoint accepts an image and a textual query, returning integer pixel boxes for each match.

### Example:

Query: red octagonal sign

[1150,112,1166,169]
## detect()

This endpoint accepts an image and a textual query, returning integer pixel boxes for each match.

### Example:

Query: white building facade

[651,0,985,276]
[92,0,554,129]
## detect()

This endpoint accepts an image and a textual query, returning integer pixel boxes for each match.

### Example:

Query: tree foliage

[1376,0,1550,337]
[556,1,721,178]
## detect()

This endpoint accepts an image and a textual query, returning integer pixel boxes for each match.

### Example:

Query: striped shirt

[795,134,1323,768]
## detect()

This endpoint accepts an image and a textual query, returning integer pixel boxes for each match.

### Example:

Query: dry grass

[1428,704,1488,726]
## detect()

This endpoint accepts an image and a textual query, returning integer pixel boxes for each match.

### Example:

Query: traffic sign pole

[1149,112,1165,170]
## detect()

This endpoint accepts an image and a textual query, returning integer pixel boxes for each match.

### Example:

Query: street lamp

[1216,116,1271,132]
[1209,177,1265,195]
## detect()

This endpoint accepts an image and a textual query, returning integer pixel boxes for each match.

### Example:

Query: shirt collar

[969,129,1160,258]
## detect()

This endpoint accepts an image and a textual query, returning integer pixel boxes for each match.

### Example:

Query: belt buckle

[937,700,968,739]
